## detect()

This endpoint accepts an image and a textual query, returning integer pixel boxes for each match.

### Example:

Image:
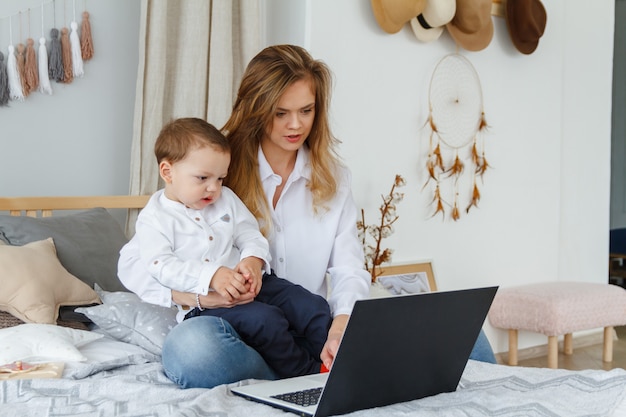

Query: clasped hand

[210,256,264,303]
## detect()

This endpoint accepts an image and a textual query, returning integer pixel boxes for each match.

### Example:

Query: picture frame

[376,261,437,294]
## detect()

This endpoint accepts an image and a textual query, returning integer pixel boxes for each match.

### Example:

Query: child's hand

[236,257,264,296]
[210,267,251,301]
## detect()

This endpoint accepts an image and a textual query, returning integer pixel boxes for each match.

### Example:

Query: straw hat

[446,0,494,51]
[371,0,427,34]
[506,0,547,54]
[410,0,456,43]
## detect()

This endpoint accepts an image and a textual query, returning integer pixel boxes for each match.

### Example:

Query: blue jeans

[162,317,496,389]
[470,329,497,363]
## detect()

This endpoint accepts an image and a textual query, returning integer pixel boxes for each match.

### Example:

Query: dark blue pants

[186,272,332,378]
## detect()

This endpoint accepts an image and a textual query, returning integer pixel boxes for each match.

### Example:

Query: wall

[612,0,626,229]
[0,0,615,355]
[265,0,615,353]
[0,0,140,197]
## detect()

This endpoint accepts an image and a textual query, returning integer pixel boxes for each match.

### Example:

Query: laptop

[231,286,498,417]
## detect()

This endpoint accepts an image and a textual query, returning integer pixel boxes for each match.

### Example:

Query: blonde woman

[161,45,494,389]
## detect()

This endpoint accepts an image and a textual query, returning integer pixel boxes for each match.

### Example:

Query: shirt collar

[258,146,311,182]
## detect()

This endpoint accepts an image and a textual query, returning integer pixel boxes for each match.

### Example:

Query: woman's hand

[320,314,349,371]
[171,289,254,309]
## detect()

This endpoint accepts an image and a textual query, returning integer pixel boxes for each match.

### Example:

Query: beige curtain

[126,0,260,234]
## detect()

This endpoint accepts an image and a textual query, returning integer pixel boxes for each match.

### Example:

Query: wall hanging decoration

[0,52,9,106]
[24,11,39,96]
[80,9,93,60]
[505,0,547,55]
[0,0,94,107]
[69,0,83,77]
[7,16,24,101]
[423,53,489,221]
[38,3,52,95]
[356,174,406,283]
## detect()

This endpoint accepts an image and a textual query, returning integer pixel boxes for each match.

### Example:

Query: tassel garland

[24,38,39,95]
[0,52,10,106]
[38,37,52,95]
[0,3,94,106]
[69,21,83,77]
[80,11,94,60]
[60,27,73,84]
[7,45,24,101]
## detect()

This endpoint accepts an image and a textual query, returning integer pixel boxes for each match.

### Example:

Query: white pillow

[0,323,103,364]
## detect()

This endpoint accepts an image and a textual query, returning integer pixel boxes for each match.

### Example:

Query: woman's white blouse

[258,146,370,317]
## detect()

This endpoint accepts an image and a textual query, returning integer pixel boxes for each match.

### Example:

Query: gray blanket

[2,360,626,417]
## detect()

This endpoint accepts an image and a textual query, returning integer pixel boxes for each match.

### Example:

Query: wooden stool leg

[564,333,573,355]
[603,326,614,363]
[508,329,518,366]
[548,336,558,369]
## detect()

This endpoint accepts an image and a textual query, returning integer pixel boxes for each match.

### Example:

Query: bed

[1,195,626,417]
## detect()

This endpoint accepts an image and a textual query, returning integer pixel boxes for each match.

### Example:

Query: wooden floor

[506,326,626,371]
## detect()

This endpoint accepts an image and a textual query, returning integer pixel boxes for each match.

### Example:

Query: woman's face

[262,78,316,158]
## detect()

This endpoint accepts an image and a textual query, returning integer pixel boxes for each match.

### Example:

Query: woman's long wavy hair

[223,44,342,235]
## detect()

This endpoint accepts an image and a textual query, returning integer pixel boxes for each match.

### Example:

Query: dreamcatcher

[423,53,490,221]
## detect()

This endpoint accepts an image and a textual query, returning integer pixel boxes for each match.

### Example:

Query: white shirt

[118,188,270,320]
[259,146,370,317]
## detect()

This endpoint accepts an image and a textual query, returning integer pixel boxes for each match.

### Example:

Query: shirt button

[204,259,209,262]
[276,226,282,232]
[209,236,214,241]
[153,260,159,265]
[279,257,284,263]
[195,217,200,221]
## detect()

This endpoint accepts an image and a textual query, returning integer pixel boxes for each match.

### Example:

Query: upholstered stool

[488,282,626,369]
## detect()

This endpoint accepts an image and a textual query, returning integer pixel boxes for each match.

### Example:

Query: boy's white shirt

[118,187,271,321]
[258,146,370,317]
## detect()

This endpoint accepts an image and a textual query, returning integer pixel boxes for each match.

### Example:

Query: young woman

[160,45,495,389]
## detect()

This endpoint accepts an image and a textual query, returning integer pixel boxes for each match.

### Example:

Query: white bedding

[2,335,626,417]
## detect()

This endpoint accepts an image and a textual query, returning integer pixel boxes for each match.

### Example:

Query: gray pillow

[76,289,178,355]
[0,208,128,292]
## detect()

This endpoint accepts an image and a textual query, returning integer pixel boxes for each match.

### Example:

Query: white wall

[265,0,615,353]
[0,0,615,354]
[0,0,140,197]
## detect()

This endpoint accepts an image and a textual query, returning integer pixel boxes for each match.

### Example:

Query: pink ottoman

[488,282,626,368]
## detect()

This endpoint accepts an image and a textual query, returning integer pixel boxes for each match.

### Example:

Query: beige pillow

[0,238,101,324]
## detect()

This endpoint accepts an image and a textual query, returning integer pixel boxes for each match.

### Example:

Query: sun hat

[410,0,456,43]
[371,0,427,34]
[446,0,494,51]
[505,0,547,54]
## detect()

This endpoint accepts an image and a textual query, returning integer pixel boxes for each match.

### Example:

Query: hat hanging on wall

[371,0,427,34]
[505,0,547,54]
[410,0,456,43]
[446,0,494,51]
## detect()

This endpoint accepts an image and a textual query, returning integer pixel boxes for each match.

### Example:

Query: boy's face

[160,144,230,210]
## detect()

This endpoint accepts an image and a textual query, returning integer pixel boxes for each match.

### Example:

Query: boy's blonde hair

[155,117,229,164]
[223,45,342,235]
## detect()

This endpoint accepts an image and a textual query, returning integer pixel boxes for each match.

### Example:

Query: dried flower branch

[356,175,406,283]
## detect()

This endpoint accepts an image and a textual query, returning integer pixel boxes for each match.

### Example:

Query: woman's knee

[161,316,276,388]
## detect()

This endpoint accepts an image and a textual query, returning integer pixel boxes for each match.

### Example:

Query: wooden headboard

[0,196,151,218]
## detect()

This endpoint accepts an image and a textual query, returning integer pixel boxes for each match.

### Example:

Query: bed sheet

[2,335,626,417]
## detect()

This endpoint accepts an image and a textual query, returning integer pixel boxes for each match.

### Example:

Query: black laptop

[231,286,498,417]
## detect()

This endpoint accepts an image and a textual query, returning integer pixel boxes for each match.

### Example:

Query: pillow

[0,238,101,324]
[0,208,129,292]
[0,323,103,364]
[76,290,177,356]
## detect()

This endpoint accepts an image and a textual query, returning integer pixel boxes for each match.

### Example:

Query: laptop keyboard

[271,387,323,407]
